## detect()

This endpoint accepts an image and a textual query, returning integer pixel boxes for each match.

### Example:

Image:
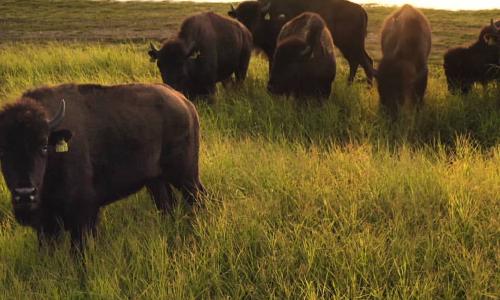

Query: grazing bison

[267,12,336,99]
[0,83,204,252]
[149,12,253,98]
[376,5,431,117]
[256,0,374,84]
[443,19,500,94]
[228,1,285,68]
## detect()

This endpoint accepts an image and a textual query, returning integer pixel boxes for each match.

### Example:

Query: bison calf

[376,5,431,117]
[443,19,500,94]
[267,12,336,99]
[149,12,253,99]
[0,83,204,252]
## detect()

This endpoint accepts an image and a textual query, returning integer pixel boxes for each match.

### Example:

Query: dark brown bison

[443,19,500,94]
[228,1,285,68]
[253,0,374,84]
[376,5,431,117]
[0,83,204,252]
[267,12,336,99]
[149,12,252,98]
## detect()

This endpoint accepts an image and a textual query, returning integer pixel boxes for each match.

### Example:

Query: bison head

[376,59,427,115]
[481,19,500,47]
[0,99,70,225]
[228,1,286,60]
[148,40,201,94]
[268,38,314,95]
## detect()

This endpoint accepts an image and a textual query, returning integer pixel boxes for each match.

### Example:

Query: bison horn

[230,4,235,12]
[149,42,159,62]
[261,2,271,13]
[150,42,158,52]
[48,99,66,130]
[491,19,499,33]
[185,41,197,58]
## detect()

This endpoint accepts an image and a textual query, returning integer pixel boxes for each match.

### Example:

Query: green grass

[1,0,499,64]
[0,1,499,299]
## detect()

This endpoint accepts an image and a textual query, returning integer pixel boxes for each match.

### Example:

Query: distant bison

[149,12,253,98]
[267,12,336,99]
[376,5,431,117]
[228,1,285,69]
[0,83,204,252]
[255,0,374,84]
[443,19,500,94]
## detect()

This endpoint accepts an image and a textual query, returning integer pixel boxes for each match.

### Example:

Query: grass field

[0,1,499,299]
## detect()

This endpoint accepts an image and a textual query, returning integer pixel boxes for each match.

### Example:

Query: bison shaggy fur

[149,12,253,99]
[0,83,204,252]
[268,12,336,99]
[443,20,500,94]
[376,5,432,117]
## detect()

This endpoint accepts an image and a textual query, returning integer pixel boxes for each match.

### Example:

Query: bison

[228,1,285,69]
[253,0,374,85]
[149,12,253,98]
[267,12,336,99]
[443,19,500,94]
[376,5,431,118]
[0,83,204,252]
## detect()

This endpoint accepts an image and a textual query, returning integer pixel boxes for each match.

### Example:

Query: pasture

[0,0,499,299]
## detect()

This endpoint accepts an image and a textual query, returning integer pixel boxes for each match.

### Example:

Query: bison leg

[320,82,332,99]
[37,214,64,249]
[415,68,428,107]
[347,59,360,84]
[179,180,206,207]
[360,49,374,85]
[235,49,251,82]
[147,178,176,214]
[69,208,99,255]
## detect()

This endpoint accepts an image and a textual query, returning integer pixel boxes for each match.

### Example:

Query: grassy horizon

[0,1,499,299]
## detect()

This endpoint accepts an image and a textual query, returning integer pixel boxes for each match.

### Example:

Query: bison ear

[483,33,496,46]
[228,5,236,18]
[148,42,159,62]
[49,129,72,146]
[186,42,201,60]
[261,2,271,13]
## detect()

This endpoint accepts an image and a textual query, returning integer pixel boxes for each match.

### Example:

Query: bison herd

[0,0,498,254]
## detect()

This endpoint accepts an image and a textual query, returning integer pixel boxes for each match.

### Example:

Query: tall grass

[0,43,499,299]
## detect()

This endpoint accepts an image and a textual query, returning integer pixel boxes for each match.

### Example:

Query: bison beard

[0,83,205,254]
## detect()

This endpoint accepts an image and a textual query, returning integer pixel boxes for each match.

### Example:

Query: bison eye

[40,145,48,155]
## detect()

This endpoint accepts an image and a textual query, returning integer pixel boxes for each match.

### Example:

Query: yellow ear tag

[189,50,201,60]
[55,140,69,153]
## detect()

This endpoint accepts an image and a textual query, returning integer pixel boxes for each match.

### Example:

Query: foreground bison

[0,83,204,252]
[376,5,431,117]
[256,0,374,84]
[149,12,252,98]
[443,19,500,94]
[268,12,336,99]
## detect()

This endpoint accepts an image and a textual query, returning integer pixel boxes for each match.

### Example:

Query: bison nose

[13,187,37,203]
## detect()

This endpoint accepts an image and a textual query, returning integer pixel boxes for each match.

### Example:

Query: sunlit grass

[0,41,498,299]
